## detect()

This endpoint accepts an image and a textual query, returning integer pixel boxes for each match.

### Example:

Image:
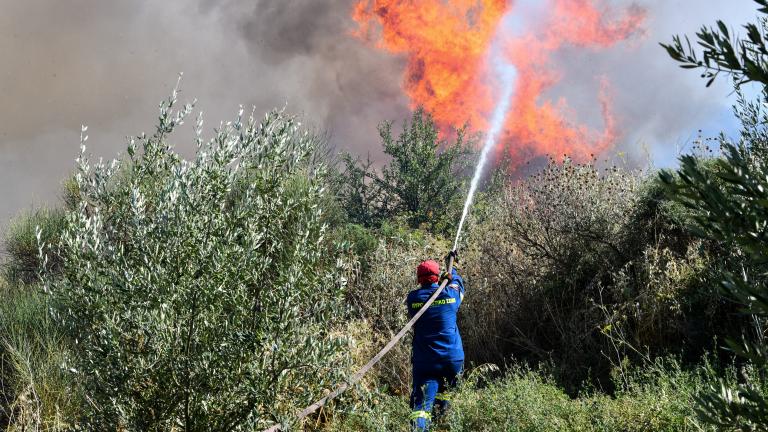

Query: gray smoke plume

[0,0,408,230]
[0,0,760,231]
[544,0,759,166]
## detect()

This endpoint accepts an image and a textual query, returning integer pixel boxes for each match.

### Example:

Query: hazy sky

[0,0,761,231]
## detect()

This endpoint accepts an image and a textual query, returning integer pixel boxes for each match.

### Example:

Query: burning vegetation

[3,1,768,431]
[352,0,646,165]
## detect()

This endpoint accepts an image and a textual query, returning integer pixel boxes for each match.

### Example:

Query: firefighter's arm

[452,269,465,295]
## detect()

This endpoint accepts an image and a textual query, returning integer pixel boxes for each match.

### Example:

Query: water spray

[452,60,516,252]
[262,13,519,432]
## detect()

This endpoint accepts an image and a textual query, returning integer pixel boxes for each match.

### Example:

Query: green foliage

[325,360,718,432]
[61,177,81,212]
[446,362,710,432]
[730,87,768,161]
[42,90,352,430]
[662,139,768,430]
[661,0,768,87]
[337,108,472,233]
[3,208,65,285]
[322,389,410,432]
[336,155,385,228]
[378,109,471,231]
[662,7,768,426]
[0,280,77,431]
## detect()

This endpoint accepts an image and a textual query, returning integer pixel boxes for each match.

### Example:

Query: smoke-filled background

[0,0,758,229]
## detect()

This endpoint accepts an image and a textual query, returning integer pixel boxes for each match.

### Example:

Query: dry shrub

[457,157,726,391]
[345,224,451,395]
[605,240,710,352]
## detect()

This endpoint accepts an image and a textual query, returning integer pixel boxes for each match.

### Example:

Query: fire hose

[262,253,456,432]
[260,18,518,430]
[262,41,514,431]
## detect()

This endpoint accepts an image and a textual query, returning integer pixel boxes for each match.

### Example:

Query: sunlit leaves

[42,89,351,430]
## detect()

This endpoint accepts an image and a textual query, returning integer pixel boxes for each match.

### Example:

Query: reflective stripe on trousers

[409,410,431,420]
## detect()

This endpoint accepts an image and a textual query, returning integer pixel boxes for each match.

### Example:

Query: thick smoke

[0,0,759,230]
[543,0,758,166]
[0,0,408,230]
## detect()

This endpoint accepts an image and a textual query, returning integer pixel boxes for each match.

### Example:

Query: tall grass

[3,208,66,285]
[0,279,77,431]
[325,359,724,432]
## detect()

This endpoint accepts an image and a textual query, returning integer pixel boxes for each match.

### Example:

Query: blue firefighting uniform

[406,268,465,430]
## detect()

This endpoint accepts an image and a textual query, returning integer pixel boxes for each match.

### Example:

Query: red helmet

[416,260,440,285]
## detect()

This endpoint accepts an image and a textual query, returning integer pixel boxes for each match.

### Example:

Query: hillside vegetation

[5,3,768,430]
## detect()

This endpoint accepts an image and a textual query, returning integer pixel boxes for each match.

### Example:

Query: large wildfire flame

[352,0,646,166]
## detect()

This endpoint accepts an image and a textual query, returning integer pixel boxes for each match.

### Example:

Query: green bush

[662,5,768,425]
[662,141,768,429]
[4,208,66,285]
[336,108,473,234]
[322,389,410,432]
[42,90,352,430]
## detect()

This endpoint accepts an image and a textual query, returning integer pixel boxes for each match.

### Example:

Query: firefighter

[406,251,465,431]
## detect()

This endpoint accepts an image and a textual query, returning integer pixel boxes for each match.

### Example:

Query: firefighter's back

[406,270,465,365]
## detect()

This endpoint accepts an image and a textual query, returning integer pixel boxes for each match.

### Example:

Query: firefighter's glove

[444,250,459,271]
[445,250,459,264]
[441,271,452,282]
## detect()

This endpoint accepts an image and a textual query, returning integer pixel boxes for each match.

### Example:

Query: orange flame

[352,0,646,166]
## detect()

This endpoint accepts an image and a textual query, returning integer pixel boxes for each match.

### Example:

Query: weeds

[3,208,65,285]
[326,359,721,432]
[0,281,76,431]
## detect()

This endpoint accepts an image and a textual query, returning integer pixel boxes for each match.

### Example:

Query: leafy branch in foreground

[662,0,768,87]
[42,87,351,430]
[662,142,768,430]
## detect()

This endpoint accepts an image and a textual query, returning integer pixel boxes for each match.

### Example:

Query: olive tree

[43,87,351,430]
[662,3,768,427]
[662,141,768,430]
[662,0,768,88]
